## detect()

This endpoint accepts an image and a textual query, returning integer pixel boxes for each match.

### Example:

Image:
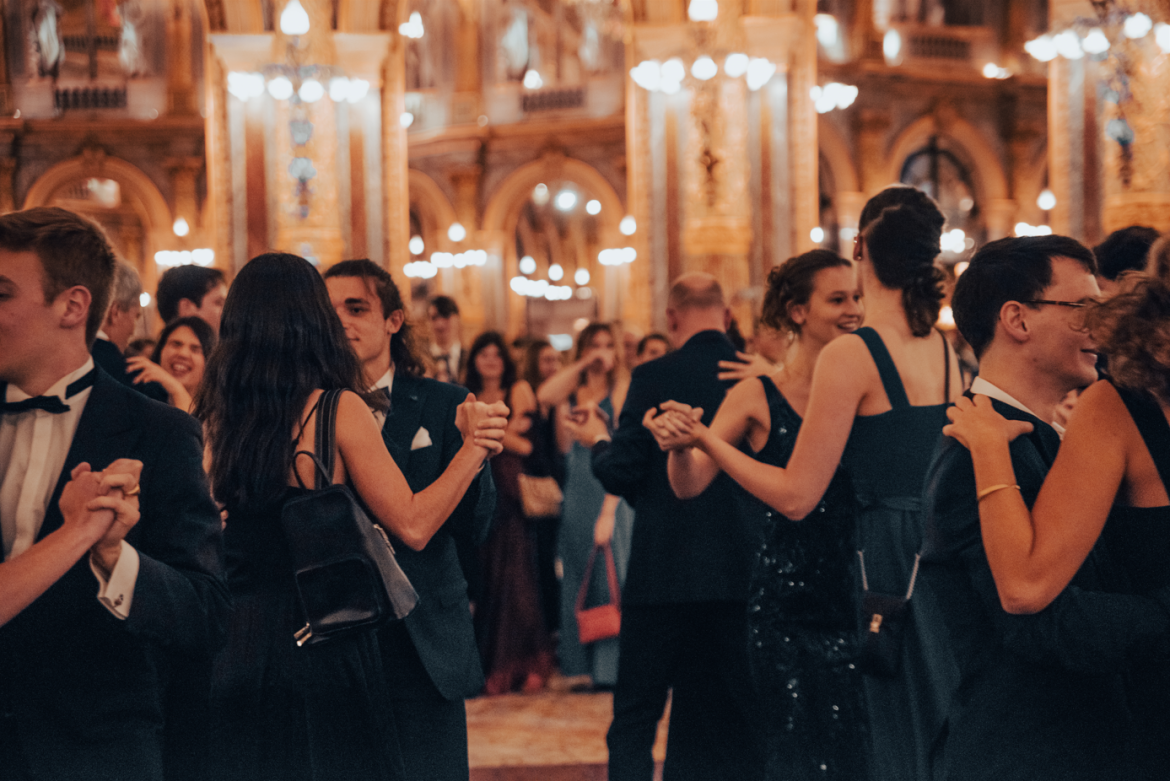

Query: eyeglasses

[1022,299,1090,309]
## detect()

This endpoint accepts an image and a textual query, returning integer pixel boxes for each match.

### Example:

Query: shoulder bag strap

[941,331,952,402]
[313,389,342,489]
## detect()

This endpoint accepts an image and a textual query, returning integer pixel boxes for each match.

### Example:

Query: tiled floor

[467,691,668,781]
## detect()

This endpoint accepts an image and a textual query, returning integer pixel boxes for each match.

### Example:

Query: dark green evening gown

[840,327,958,781]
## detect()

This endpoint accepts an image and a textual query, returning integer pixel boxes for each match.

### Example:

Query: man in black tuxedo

[325,259,494,781]
[0,207,229,780]
[920,235,1170,780]
[582,273,764,781]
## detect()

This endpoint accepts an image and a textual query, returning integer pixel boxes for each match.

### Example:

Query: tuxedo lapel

[37,371,141,542]
[383,376,425,470]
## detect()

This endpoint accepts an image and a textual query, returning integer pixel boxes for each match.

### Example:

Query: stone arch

[482,154,626,333]
[408,168,458,244]
[25,154,174,296]
[882,113,1009,205]
[24,154,173,230]
[482,154,624,234]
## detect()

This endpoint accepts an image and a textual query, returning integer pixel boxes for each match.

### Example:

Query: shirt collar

[6,358,96,403]
[970,376,1066,438]
[372,366,395,394]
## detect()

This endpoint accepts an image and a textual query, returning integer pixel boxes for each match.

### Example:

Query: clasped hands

[643,401,706,452]
[58,458,144,576]
[456,395,511,457]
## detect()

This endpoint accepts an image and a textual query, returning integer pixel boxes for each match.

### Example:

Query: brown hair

[760,250,854,334]
[324,258,425,377]
[859,186,946,337]
[0,206,117,347]
[1087,269,1170,404]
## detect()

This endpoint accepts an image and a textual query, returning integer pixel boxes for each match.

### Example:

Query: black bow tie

[0,368,98,416]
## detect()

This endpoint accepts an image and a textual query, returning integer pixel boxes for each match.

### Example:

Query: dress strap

[854,327,911,410]
[757,374,782,408]
[942,331,952,402]
[1114,384,1170,495]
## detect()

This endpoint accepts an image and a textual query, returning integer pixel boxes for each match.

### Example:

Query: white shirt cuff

[90,541,140,620]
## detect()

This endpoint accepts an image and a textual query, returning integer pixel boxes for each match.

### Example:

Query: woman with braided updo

[647,186,962,781]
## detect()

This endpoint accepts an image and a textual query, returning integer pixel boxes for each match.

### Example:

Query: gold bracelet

[977,483,1020,502]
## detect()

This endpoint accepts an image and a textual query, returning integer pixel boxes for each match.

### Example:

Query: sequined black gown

[744,376,869,781]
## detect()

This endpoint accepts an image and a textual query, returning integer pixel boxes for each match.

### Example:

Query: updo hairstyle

[760,249,854,335]
[858,186,947,337]
[1087,236,1170,403]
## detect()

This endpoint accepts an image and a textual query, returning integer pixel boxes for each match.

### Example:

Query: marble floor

[467,691,668,781]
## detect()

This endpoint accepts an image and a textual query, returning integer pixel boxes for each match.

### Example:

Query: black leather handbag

[857,550,919,677]
[282,389,419,647]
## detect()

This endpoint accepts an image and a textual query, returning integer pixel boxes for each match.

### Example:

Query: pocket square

[410,427,433,450]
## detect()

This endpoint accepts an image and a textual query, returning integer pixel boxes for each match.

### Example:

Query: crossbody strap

[857,549,920,599]
[941,331,951,402]
[1114,384,1170,495]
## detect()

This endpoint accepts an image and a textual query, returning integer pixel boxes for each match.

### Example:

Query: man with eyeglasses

[917,235,1170,780]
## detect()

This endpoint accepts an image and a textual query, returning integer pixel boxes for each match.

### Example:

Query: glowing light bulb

[267,76,294,100]
[448,223,466,242]
[1037,189,1056,211]
[883,29,902,64]
[586,199,601,215]
[519,256,537,275]
[298,78,324,103]
[398,11,424,39]
[549,263,564,281]
[575,268,590,285]
[691,56,718,81]
[630,60,662,92]
[1124,13,1153,40]
[619,216,637,236]
[409,236,424,255]
[810,226,824,243]
[555,190,578,211]
[280,0,310,36]
[814,14,839,48]
[139,292,152,307]
[1025,34,1058,62]
[533,183,550,206]
[687,0,718,22]
[173,217,190,237]
[724,53,749,78]
[523,70,543,90]
[1081,29,1110,54]
[400,112,414,128]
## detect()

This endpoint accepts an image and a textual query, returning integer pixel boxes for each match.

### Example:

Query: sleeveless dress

[839,327,958,781]
[209,490,405,781]
[478,397,555,693]
[745,376,869,781]
[1097,385,1170,776]
[558,395,634,686]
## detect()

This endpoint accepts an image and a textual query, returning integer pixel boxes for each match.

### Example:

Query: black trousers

[381,621,471,781]
[606,601,765,781]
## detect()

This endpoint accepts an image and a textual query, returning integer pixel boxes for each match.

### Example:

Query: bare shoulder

[1064,380,1131,443]
[726,374,769,406]
[512,379,537,409]
[815,333,876,384]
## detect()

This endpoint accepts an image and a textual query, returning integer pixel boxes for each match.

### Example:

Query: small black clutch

[857,551,918,678]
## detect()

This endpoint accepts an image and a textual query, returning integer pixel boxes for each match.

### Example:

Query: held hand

[565,401,610,445]
[643,405,702,451]
[594,511,616,546]
[717,352,776,382]
[943,394,1034,451]
[458,396,509,457]
[58,463,117,546]
[87,461,144,576]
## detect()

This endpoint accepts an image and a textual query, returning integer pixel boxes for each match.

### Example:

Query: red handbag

[575,542,622,644]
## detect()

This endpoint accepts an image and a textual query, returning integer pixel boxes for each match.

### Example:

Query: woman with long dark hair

[464,330,554,693]
[195,253,506,780]
[651,187,962,780]
[653,250,868,780]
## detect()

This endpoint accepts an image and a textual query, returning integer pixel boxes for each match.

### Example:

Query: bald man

[581,274,765,781]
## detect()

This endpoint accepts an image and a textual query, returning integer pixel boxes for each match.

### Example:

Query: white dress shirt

[430,342,461,378]
[0,358,139,618]
[970,376,1066,439]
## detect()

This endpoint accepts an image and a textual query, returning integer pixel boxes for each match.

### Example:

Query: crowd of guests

[2,195,1170,781]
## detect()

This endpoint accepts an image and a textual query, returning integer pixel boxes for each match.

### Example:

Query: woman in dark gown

[945,261,1170,775]
[653,250,868,780]
[651,188,962,781]
[196,253,507,780]
[464,331,554,694]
